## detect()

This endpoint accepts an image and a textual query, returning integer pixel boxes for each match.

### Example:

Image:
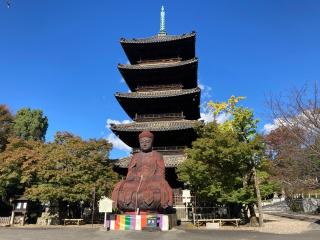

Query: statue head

[138,131,154,152]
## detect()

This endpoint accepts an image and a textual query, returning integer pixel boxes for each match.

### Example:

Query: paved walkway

[1,213,319,240]
[0,227,319,240]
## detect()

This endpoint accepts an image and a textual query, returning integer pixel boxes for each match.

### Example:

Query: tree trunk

[248,203,258,226]
[253,166,263,227]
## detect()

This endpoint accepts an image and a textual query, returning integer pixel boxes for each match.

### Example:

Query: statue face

[139,137,153,152]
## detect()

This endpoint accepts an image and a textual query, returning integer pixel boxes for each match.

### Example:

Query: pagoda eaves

[120,32,196,64]
[110,120,200,149]
[115,87,201,120]
[118,58,198,92]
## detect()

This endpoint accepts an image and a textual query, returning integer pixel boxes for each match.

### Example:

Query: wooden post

[104,212,107,228]
[10,211,14,225]
[91,187,96,228]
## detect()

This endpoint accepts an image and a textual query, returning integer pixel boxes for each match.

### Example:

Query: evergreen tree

[13,108,48,141]
[0,104,13,151]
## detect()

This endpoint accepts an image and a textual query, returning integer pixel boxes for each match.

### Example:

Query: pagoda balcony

[132,145,187,153]
[137,57,181,66]
[136,84,183,92]
[134,112,185,122]
[113,153,187,169]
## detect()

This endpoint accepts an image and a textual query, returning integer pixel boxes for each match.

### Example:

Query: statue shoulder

[128,154,138,168]
[152,150,164,159]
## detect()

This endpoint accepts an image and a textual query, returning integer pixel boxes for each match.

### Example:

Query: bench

[194,218,240,227]
[212,218,240,227]
[63,218,84,225]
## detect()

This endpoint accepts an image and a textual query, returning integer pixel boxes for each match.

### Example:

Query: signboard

[182,189,191,203]
[99,197,113,213]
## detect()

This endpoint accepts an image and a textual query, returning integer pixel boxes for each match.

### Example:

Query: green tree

[26,132,118,218]
[178,96,275,226]
[13,108,48,141]
[0,104,13,151]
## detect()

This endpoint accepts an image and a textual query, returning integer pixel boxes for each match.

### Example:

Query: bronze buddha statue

[112,131,173,213]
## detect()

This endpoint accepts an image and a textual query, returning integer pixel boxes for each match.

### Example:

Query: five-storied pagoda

[111,6,201,197]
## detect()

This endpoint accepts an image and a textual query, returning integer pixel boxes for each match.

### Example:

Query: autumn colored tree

[0,137,43,202]
[25,132,118,218]
[266,82,320,197]
[13,108,48,141]
[264,126,319,195]
[268,82,320,160]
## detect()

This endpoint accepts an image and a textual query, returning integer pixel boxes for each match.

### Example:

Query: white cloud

[263,123,278,134]
[106,119,132,128]
[200,112,214,123]
[105,119,132,152]
[106,133,132,152]
[263,118,285,134]
[198,81,212,101]
[199,83,205,90]
[216,112,231,124]
[200,112,230,124]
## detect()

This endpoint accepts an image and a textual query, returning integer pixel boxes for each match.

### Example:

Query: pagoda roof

[110,120,200,148]
[118,58,198,91]
[115,87,200,99]
[115,88,201,120]
[120,32,196,64]
[120,31,195,44]
[112,154,186,168]
[118,58,197,70]
[110,119,199,132]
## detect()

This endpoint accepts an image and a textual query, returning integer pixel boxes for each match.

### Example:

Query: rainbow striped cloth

[109,214,169,231]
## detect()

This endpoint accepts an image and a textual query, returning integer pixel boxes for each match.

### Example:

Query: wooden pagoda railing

[132,146,186,153]
[137,57,182,65]
[136,84,183,92]
[134,112,185,121]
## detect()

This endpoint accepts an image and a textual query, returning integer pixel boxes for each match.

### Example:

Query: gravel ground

[219,213,320,234]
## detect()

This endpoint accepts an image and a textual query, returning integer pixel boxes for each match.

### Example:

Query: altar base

[107,214,176,231]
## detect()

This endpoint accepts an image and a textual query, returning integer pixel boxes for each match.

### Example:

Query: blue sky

[1,0,319,158]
